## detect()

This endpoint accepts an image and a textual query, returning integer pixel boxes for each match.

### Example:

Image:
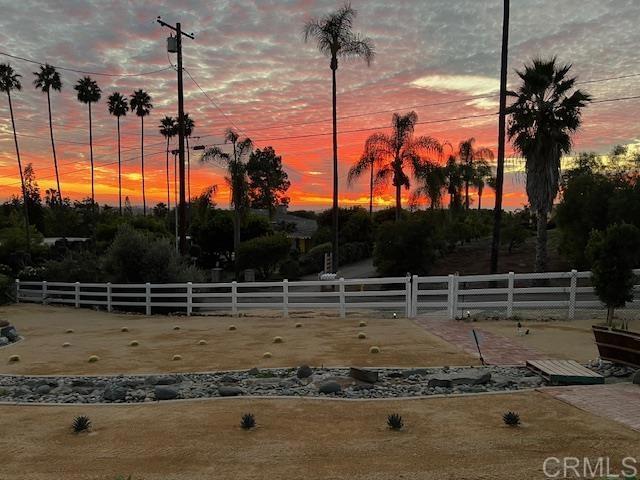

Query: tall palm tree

[413,162,448,210]
[458,138,494,210]
[130,89,153,215]
[347,137,382,216]
[107,92,129,214]
[183,113,195,202]
[74,76,101,205]
[159,116,177,210]
[201,128,252,280]
[357,111,442,221]
[33,64,63,203]
[506,57,590,272]
[1,63,31,251]
[303,3,374,272]
[445,155,464,210]
[472,161,493,210]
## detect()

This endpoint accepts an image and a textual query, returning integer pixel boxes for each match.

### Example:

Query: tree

[129,89,153,215]
[457,138,494,210]
[159,116,177,210]
[237,234,291,280]
[445,155,464,210]
[74,76,101,205]
[183,113,195,201]
[412,162,447,210]
[348,137,383,216]
[587,223,640,328]
[0,63,31,252]
[303,3,374,272]
[246,146,291,216]
[107,92,129,214]
[473,160,493,210]
[201,128,253,279]
[33,64,63,202]
[506,57,591,272]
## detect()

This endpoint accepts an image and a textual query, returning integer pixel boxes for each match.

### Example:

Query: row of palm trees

[1,62,198,216]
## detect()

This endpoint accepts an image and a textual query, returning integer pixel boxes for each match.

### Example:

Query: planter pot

[592,325,640,368]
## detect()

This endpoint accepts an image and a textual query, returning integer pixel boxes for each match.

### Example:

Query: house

[253,206,317,253]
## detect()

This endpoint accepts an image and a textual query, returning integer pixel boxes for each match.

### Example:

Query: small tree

[237,234,290,280]
[586,223,640,328]
[246,146,290,217]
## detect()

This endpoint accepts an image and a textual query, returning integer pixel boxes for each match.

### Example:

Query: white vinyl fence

[15,269,640,320]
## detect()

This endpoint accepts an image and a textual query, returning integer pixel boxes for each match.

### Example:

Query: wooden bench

[526,359,604,385]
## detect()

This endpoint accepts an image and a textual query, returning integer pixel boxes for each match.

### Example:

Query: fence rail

[15,269,640,319]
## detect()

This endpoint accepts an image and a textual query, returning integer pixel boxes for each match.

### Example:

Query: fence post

[187,282,193,317]
[404,276,411,318]
[145,282,151,316]
[74,281,79,308]
[231,281,238,316]
[283,279,289,317]
[568,269,577,320]
[411,275,419,318]
[106,282,112,313]
[339,277,346,318]
[447,274,455,320]
[15,279,19,304]
[42,280,47,305]
[507,271,515,318]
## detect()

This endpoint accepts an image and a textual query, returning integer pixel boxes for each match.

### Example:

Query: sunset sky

[1,0,639,211]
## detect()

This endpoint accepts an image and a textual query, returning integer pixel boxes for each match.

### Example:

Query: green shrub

[0,274,14,304]
[279,258,301,280]
[43,250,101,283]
[299,242,331,274]
[237,234,290,280]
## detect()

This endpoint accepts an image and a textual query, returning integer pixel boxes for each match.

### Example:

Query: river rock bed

[0,366,551,403]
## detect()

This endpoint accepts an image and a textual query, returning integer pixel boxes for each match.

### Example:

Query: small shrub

[172,354,182,361]
[387,413,404,430]
[369,346,380,354]
[357,332,367,339]
[72,415,92,433]
[240,413,256,430]
[273,336,283,344]
[503,411,521,426]
[263,352,272,358]
[88,355,99,363]
[129,340,139,347]
[198,339,207,345]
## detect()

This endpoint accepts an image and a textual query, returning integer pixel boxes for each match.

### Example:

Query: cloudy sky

[0,0,638,210]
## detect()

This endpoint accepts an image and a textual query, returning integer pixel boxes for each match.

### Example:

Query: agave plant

[240,413,256,430]
[502,411,521,427]
[72,415,92,433]
[387,413,404,430]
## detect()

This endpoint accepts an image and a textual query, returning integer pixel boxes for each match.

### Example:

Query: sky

[0,0,639,211]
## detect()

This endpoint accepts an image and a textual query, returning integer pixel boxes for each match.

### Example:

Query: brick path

[414,317,545,365]
[542,383,640,432]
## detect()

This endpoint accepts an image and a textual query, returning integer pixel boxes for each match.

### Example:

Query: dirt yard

[1,391,637,479]
[0,304,475,375]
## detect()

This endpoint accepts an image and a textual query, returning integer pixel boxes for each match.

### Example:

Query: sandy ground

[1,391,638,479]
[477,318,640,363]
[0,305,475,375]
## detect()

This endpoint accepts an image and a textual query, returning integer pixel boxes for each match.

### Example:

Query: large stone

[218,386,244,397]
[428,378,452,388]
[349,367,379,384]
[450,372,492,386]
[35,384,51,395]
[155,375,181,385]
[632,370,640,385]
[401,368,429,378]
[248,367,260,376]
[0,337,8,347]
[71,379,94,388]
[318,381,341,394]
[297,365,313,379]
[0,326,18,342]
[154,386,179,400]
[220,374,239,383]
[0,320,9,328]
[103,384,127,401]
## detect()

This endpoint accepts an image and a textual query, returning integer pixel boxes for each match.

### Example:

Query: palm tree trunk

[395,184,401,221]
[331,60,339,273]
[234,206,241,281]
[7,90,31,254]
[166,138,171,211]
[89,101,95,206]
[535,210,548,273]
[477,191,482,210]
[141,116,146,216]
[117,116,122,215]
[369,159,374,217]
[46,91,62,202]
[606,306,614,327]
[464,179,470,210]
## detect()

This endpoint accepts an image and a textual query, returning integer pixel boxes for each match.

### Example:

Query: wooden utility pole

[490,0,510,274]
[157,17,194,255]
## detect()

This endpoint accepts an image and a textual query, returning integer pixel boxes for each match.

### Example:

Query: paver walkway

[542,383,640,432]
[414,317,545,365]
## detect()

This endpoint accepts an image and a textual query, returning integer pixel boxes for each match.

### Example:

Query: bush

[586,223,640,327]
[0,273,14,304]
[299,242,332,274]
[236,234,291,280]
[279,258,301,280]
[43,250,101,283]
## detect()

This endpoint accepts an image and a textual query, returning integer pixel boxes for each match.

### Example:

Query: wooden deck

[526,360,604,386]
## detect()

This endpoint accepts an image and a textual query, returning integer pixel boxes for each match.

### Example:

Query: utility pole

[490,0,510,274]
[157,17,194,255]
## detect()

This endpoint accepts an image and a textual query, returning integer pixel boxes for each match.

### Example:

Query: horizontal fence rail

[15,270,640,319]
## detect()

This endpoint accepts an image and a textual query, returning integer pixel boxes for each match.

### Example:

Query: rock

[0,326,18,342]
[218,386,243,397]
[402,368,429,378]
[318,381,341,394]
[154,386,179,400]
[297,365,313,379]
[71,379,94,388]
[632,370,640,385]
[35,384,51,395]
[155,375,181,385]
[0,320,9,328]
[349,367,379,383]
[428,378,452,388]
[386,372,405,379]
[248,367,260,376]
[220,374,239,383]
[0,337,9,346]
[450,372,492,386]
[103,384,127,401]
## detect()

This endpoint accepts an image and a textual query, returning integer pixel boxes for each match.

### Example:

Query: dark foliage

[502,411,521,427]
[387,413,404,430]
[240,413,256,430]
[72,415,92,433]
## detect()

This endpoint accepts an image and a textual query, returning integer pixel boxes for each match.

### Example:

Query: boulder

[0,326,18,342]
[0,337,8,347]
[297,365,313,379]
[71,379,94,388]
[248,367,260,376]
[35,384,51,395]
[155,375,181,385]
[220,374,239,383]
[218,386,243,397]
[103,384,127,401]
[450,372,492,386]
[401,368,429,378]
[154,386,179,400]
[428,378,452,388]
[0,320,9,328]
[318,381,341,394]
[349,367,379,384]
[632,370,640,385]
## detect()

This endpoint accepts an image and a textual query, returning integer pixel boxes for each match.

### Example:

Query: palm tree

[413,162,448,210]
[159,116,177,210]
[183,113,195,202]
[303,3,374,272]
[347,137,382,216]
[506,57,590,272]
[445,155,464,210]
[357,111,442,221]
[74,76,101,205]
[458,138,494,210]
[130,89,153,215]
[1,63,31,251]
[201,128,252,280]
[107,92,129,214]
[33,64,63,203]
[472,161,493,210]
